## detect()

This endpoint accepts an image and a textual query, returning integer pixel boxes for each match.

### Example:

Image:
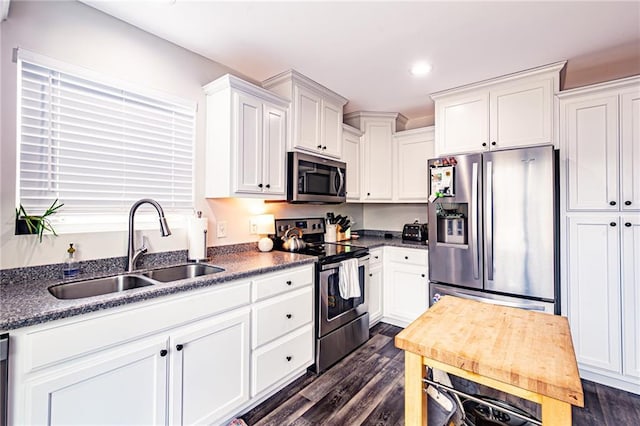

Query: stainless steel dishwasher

[0,333,8,426]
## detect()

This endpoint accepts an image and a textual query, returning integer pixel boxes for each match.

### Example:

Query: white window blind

[17,51,195,216]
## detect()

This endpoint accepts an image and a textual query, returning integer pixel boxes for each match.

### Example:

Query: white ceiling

[81,1,640,120]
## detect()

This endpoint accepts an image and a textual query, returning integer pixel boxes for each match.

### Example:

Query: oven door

[318,256,369,337]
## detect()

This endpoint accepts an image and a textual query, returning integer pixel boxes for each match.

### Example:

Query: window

[16,49,195,223]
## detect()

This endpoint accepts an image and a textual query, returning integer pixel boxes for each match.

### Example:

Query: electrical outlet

[249,219,258,235]
[217,221,227,238]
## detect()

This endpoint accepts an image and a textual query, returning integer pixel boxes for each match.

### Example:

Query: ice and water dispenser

[429,161,468,246]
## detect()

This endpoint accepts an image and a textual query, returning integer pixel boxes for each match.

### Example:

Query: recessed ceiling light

[410,62,432,77]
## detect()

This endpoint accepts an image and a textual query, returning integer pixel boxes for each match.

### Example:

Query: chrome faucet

[127,198,171,272]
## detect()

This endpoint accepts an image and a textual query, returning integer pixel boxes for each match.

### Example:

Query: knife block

[337,226,351,241]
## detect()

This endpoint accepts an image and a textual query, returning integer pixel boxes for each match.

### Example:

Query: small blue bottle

[63,243,79,279]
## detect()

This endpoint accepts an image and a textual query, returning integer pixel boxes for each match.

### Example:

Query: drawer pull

[610,201,617,206]
[625,222,632,227]
[286,314,292,319]
[160,349,168,357]
[421,274,425,278]
[176,344,184,351]
[369,273,373,277]
[610,222,617,227]
[286,356,292,362]
[374,255,379,259]
[625,201,632,206]
[404,256,408,260]
[286,280,292,286]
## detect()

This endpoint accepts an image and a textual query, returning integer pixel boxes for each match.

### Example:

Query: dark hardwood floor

[240,323,640,426]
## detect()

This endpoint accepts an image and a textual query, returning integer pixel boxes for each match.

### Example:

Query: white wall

[363,204,427,232]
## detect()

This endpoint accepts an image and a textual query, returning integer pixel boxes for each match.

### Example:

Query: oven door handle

[320,255,369,271]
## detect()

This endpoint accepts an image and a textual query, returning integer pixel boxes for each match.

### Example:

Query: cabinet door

[489,78,553,149]
[621,216,640,379]
[235,93,264,193]
[321,99,342,158]
[363,120,394,200]
[384,262,428,326]
[396,131,434,201]
[368,264,383,326]
[435,91,489,155]
[343,130,361,201]
[620,89,640,211]
[28,338,168,426]
[293,85,321,153]
[565,95,620,211]
[567,216,622,374]
[263,104,287,195]
[171,308,250,426]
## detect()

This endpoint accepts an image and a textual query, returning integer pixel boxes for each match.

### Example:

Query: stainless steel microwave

[287,152,346,203]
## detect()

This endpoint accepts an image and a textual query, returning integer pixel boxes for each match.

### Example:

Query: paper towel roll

[188,216,208,261]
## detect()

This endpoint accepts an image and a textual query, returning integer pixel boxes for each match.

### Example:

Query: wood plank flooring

[240,322,640,426]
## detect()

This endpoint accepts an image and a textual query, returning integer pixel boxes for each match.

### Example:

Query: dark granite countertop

[0,249,315,331]
[350,235,429,251]
[0,236,427,332]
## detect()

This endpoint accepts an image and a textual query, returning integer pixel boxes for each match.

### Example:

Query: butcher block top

[395,295,584,407]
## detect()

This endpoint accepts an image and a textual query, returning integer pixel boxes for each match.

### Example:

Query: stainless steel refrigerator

[427,145,558,313]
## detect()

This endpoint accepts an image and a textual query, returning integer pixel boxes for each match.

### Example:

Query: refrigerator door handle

[471,162,480,280]
[442,289,547,312]
[485,160,494,282]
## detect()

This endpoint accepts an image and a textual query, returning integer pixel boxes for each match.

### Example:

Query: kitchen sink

[141,264,224,282]
[49,274,156,300]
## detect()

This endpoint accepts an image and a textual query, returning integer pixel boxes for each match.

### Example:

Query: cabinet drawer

[369,248,383,266]
[252,265,314,301]
[385,247,428,266]
[24,281,251,371]
[252,324,313,397]
[252,286,313,348]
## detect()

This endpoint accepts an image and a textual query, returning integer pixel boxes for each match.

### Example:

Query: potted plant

[15,199,64,242]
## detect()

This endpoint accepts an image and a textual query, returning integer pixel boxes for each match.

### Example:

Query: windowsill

[45,213,188,235]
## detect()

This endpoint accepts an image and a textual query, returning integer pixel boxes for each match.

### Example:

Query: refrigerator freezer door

[428,153,483,289]
[483,146,555,300]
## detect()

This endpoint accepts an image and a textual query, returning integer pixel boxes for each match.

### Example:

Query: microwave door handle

[336,167,345,195]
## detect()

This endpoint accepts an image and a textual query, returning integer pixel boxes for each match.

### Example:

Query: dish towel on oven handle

[338,258,361,299]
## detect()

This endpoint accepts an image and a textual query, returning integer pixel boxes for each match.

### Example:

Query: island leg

[404,351,426,426]
[541,395,571,425]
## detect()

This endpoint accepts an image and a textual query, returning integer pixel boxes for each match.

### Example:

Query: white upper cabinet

[263,70,347,159]
[559,76,640,212]
[394,127,435,202]
[203,74,289,199]
[432,61,565,156]
[344,112,407,202]
[342,124,363,201]
[621,88,640,211]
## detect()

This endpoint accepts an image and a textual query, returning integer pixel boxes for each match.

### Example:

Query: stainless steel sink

[142,264,224,282]
[49,274,156,300]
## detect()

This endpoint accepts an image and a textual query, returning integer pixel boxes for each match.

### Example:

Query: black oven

[287,152,346,203]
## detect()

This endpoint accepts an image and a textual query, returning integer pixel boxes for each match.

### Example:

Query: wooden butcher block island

[395,296,584,425]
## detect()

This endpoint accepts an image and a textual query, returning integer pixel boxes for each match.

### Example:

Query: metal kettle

[281,227,307,252]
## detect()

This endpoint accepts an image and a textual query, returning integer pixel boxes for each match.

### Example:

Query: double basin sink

[49,264,224,300]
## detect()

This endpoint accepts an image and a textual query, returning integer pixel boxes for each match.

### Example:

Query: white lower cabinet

[11,264,315,425]
[382,247,429,328]
[368,248,384,326]
[567,215,640,393]
[27,337,168,426]
[250,266,314,399]
[170,309,251,425]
